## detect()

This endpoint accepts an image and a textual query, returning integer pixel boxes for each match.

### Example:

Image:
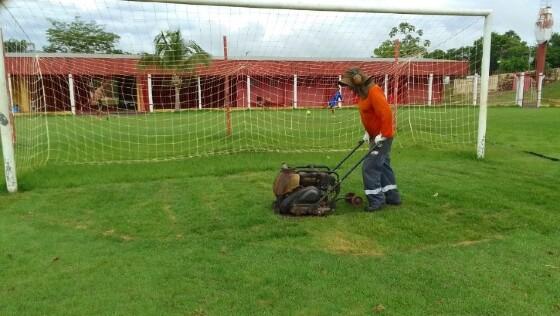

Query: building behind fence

[6,53,470,113]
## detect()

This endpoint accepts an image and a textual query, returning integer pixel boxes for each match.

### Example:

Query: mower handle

[331,139,365,172]
[317,139,373,204]
[337,142,382,185]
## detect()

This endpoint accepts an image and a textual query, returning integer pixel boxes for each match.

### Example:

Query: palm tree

[139,30,211,111]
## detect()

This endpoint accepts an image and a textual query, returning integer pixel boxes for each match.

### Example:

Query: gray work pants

[362,138,400,207]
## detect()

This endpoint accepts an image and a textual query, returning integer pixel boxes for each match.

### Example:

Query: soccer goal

[0,0,492,192]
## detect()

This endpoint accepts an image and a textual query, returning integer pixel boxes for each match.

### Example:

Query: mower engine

[272,164,340,216]
[272,139,371,216]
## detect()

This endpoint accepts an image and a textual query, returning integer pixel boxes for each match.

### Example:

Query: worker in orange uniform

[338,68,401,211]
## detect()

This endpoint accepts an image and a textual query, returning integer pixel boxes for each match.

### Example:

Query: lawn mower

[272,139,381,216]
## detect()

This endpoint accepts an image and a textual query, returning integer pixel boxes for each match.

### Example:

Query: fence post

[69,74,76,114]
[293,74,298,108]
[147,74,154,112]
[516,72,525,107]
[472,73,479,106]
[384,74,389,97]
[247,75,251,108]
[537,73,544,108]
[427,73,433,106]
[197,76,202,109]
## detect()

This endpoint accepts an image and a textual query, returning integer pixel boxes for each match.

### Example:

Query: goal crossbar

[124,0,492,17]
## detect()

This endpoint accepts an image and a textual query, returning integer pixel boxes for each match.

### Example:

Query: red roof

[5,53,469,77]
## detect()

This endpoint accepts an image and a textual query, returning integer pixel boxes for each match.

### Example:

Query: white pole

[477,13,492,159]
[518,72,525,107]
[147,74,154,112]
[126,0,492,16]
[68,74,76,115]
[537,73,544,108]
[427,73,433,106]
[197,76,202,109]
[247,75,251,108]
[384,74,388,97]
[472,73,479,106]
[337,75,342,107]
[7,74,14,109]
[0,29,18,192]
[293,74,297,109]
[515,73,521,106]
[393,76,399,105]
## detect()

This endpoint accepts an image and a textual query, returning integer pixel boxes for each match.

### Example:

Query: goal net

[1,0,489,170]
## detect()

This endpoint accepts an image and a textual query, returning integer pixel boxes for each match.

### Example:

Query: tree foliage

[425,30,532,74]
[139,30,211,73]
[139,30,211,110]
[373,22,431,58]
[3,38,34,53]
[547,33,560,69]
[481,31,530,73]
[43,16,122,54]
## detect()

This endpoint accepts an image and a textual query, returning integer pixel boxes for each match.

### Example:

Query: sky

[1,0,558,59]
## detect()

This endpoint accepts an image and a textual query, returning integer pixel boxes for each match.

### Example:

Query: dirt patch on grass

[120,235,134,241]
[454,235,503,247]
[103,229,115,236]
[409,235,505,254]
[162,204,176,223]
[157,183,177,225]
[321,231,384,256]
[454,239,490,246]
[103,228,134,241]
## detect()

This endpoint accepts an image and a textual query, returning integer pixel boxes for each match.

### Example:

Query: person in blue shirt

[327,89,343,114]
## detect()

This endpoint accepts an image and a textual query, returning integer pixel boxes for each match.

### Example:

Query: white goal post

[0,0,493,192]
[0,29,18,193]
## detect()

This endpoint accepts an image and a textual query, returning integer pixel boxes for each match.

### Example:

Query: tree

[3,39,35,53]
[139,30,211,111]
[470,30,530,74]
[425,47,471,61]
[373,22,431,58]
[494,31,531,73]
[424,49,446,60]
[547,33,560,69]
[43,16,122,54]
[424,30,531,74]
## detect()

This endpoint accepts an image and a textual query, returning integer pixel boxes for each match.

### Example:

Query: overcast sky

[1,0,559,59]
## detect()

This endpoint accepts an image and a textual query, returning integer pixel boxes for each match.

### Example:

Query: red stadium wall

[42,75,71,112]
[5,54,468,112]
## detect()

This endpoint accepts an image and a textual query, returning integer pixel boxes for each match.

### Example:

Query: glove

[362,131,370,144]
[373,134,386,145]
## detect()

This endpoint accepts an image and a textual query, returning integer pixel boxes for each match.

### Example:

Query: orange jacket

[358,85,394,138]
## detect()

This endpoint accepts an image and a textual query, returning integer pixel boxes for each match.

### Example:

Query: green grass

[1,108,560,315]
[13,106,480,166]
[543,81,560,105]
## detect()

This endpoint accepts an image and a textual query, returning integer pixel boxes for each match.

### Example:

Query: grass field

[12,106,479,167]
[1,107,560,315]
[543,81,560,105]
